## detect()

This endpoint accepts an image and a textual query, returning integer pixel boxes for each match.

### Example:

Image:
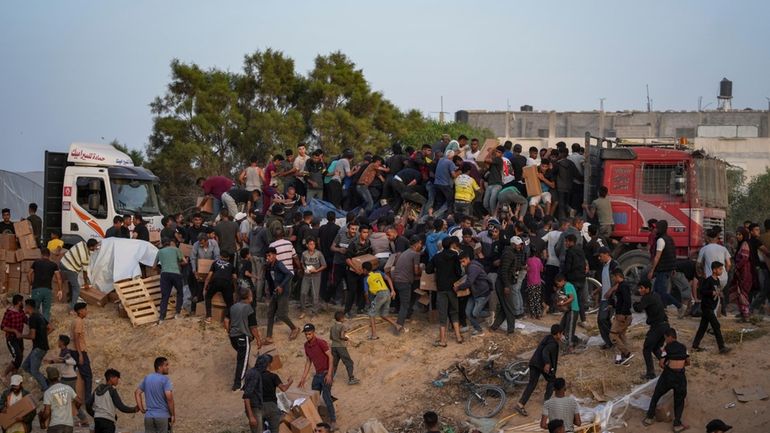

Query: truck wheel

[617,250,651,291]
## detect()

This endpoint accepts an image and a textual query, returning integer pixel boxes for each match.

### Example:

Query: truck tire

[617,249,651,291]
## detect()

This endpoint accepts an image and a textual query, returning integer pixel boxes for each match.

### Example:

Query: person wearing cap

[87,368,140,433]
[426,236,464,346]
[595,247,619,349]
[0,374,35,433]
[606,268,634,365]
[498,235,527,323]
[298,324,336,430]
[483,145,506,215]
[154,237,187,322]
[705,419,731,433]
[40,366,82,432]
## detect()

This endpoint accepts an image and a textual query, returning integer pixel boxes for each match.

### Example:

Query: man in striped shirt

[60,239,99,311]
[268,228,298,272]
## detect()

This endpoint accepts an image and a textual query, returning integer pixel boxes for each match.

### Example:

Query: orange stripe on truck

[73,207,106,238]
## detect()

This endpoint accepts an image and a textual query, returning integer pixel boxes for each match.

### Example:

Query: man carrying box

[0,375,36,433]
[298,324,336,431]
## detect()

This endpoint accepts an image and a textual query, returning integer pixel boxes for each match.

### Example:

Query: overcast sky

[2,0,769,172]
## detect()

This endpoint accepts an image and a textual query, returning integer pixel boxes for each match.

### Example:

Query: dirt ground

[2,300,769,433]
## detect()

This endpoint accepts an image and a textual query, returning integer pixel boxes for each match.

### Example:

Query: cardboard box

[17,234,37,250]
[13,220,33,237]
[196,196,214,214]
[284,387,322,408]
[0,234,17,251]
[8,265,21,279]
[5,249,18,264]
[476,138,500,165]
[149,230,161,243]
[417,293,431,306]
[79,285,109,307]
[197,258,214,275]
[6,277,20,293]
[289,417,313,433]
[0,395,36,429]
[349,254,379,273]
[179,243,193,257]
[20,249,41,261]
[419,272,436,291]
[522,165,543,197]
[291,398,322,426]
[19,280,30,295]
[455,288,471,297]
[21,260,34,273]
[279,421,293,433]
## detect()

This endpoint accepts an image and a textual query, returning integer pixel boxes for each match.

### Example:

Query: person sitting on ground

[515,324,563,416]
[0,375,36,433]
[87,368,139,433]
[363,261,400,339]
[330,311,360,385]
[643,328,689,433]
[540,378,581,433]
[423,411,440,433]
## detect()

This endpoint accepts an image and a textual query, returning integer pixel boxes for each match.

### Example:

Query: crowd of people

[1,131,767,433]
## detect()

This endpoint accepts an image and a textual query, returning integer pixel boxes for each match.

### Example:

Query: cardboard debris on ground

[733,386,769,402]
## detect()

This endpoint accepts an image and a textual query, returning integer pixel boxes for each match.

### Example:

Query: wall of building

[461,109,770,178]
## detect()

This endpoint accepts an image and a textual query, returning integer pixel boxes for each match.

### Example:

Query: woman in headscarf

[729,227,753,321]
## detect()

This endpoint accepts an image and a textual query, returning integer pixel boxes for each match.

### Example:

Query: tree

[399,119,494,150]
[727,168,770,229]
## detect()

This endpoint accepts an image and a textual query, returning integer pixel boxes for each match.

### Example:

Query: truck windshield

[111,178,161,216]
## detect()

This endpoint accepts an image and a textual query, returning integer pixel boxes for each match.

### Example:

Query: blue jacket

[266,260,293,295]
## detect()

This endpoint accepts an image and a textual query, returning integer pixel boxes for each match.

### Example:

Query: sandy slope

[2,301,768,433]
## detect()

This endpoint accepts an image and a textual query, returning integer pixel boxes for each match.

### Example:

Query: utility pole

[766,97,770,111]
[698,96,702,112]
[646,85,652,112]
[439,96,444,124]
[505,98,511,138]
[599,97,606,112]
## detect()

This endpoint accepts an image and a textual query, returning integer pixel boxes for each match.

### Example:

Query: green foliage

[727,168,770,229]
[399,119,494,150]
[110,139,146,166]
[146,49,473,210]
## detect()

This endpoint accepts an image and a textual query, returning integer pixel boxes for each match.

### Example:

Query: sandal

[367,335,380,340]
[432,341,447,348]
[672,424,689,432]
[514,404,528,417]
[456,337,464,344]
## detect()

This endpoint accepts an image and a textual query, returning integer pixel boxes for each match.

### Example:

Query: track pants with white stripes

[230,335,251,390]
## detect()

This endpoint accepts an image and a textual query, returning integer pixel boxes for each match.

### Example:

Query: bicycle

[482,360,530,392]
[456,363,507,419]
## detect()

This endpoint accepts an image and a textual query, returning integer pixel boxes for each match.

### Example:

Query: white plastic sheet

[89,237,158,293]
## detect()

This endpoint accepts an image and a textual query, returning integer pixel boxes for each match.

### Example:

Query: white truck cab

[44,143,163,246]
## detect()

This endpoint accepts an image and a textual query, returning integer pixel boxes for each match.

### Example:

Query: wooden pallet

[503,419,600,433]
[113,275,175,326]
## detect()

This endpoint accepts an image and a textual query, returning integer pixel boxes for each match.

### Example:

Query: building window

[537,128,549,138]
[675,128,696,139]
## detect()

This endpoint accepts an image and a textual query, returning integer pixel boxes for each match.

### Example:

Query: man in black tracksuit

[692,261,731,354]
[515,324,563,416]
[633,279,670,380]
[643,328,689,432]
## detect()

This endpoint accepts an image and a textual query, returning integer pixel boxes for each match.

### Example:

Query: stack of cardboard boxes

[0,221,41,295]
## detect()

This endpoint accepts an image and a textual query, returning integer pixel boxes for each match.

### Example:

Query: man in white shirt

[697,229,731,288]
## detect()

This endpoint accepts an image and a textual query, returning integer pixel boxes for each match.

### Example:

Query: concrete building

[456,109,770,178]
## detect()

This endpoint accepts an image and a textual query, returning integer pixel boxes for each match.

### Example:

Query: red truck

[583,133,728,284]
